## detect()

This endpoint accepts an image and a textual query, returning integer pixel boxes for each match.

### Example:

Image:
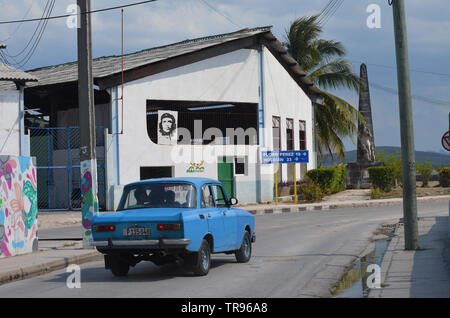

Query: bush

[368,166,395,192]
[376,151,402,186]
[416,161,433,187]
[370,187,383,200]
[438,167,450,187]
[305,166,347,194]
[299,181,324,202]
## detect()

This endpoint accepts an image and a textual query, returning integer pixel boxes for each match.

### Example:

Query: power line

[0,0,36,42]
[197,0,241,29]
[318,0,344,26]
[351,59,450,79]
[0,0,158,25]
[370,82,450,108]
[3,0,55,69]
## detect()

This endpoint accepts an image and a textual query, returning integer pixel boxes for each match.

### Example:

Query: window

[212,185,228,208]
[117,183,197,210]
[286,119,294,150]
[299,120,306,150]
[201,185,214,208]
[272,116,281,150]
[234,157,247,175]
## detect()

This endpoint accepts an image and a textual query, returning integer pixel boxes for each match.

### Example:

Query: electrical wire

[197,0,241,29]
[351,60,450,79]
[3,0,55,69]
[0,0,36,42]
[318,0,344,26]
[0,0,158,25]
[370,82,450,108]
[317,0,340,24]
[5,0,51,59]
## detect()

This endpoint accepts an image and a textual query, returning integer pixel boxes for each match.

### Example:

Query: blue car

[91,178,255,276]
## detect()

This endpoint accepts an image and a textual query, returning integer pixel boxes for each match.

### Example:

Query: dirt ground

[376,181,450,199]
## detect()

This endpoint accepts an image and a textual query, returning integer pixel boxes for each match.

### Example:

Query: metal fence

[29,127,106,211]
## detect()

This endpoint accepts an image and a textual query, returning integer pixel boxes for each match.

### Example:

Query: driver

[134,187,148,205]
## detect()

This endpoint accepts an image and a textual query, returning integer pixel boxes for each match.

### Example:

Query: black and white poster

[157,110,178,145]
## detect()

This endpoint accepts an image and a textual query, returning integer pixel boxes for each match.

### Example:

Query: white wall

[115,49,260,185]
[108,46,315,204]
[261,47,316,183]
[0,90,20,156]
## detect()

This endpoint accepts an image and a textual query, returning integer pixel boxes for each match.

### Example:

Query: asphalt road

[1,202,448,298]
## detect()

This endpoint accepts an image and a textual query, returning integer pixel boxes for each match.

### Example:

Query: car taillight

[157,223,181,231]
[93,225,116,232]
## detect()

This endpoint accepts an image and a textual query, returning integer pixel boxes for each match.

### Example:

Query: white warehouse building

[0,27,321,210]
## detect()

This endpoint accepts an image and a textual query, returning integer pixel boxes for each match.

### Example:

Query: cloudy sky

[0,0,449,153]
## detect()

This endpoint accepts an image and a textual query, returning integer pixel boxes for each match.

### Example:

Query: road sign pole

[391,0,419,250]
[275,164,278,205]
[294,163,298,204]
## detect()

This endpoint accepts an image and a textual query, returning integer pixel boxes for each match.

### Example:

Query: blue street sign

[261,150,309,164]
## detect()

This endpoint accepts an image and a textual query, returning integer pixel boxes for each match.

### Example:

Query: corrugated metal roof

[22,27,273,89]
[0,62,38,83]
[0,26,320,95]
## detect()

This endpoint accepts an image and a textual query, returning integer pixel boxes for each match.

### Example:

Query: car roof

[127,177,221,188]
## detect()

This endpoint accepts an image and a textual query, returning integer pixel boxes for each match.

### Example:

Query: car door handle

[199,214,205,220]
[221,211,226,216]
[207,213,211,218]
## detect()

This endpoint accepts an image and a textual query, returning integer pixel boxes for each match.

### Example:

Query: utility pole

[77,0,99,248]
[391,0,419,250]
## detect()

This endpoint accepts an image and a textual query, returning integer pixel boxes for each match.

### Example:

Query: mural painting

[80,159,99,246]
[0,156,38,258]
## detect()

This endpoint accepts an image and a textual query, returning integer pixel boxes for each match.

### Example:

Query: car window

[118,183,197,210]
[201,185,215,208]
[212,185,228,208]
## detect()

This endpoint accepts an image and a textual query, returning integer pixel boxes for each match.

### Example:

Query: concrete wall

[0,155,38,258]
[0,90,20,156]
[261,46,316,183]
[107,47,315,207]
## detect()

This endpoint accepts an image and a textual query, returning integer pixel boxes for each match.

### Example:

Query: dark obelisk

[347,64,380,188]
[357,63,376,163]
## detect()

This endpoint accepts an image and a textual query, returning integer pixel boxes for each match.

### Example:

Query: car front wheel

[235,231,252,263]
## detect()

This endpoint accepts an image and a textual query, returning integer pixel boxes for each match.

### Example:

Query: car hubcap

[201,248,209,270]
[243,237,250,258]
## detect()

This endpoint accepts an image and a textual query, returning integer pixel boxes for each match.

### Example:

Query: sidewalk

[0,194,449,290]
[369,216,450,298]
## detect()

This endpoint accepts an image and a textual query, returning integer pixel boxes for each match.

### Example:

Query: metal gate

[29,127,106,211]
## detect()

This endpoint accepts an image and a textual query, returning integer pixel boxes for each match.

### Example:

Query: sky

[0,0,449,153]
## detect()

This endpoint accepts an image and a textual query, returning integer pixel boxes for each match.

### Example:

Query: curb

[367,222,402,298]
[0,251,102,286]
[246,195,450,215]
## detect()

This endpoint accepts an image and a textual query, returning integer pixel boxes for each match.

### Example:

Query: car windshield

[117,182,197,210]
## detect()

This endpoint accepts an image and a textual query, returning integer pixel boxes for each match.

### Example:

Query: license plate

[123,227,150,236]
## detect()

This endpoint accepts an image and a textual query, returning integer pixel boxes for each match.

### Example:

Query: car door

[201,185,226,252]
[212,184,237,251]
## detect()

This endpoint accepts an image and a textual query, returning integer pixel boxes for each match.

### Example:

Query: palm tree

[284,15,363,161]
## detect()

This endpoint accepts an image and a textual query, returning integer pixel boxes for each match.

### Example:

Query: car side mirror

[229,197,238,206]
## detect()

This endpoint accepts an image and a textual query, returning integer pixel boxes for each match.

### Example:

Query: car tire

[110,256,130,277]
[235,231,252,263]
[188,239,211,276]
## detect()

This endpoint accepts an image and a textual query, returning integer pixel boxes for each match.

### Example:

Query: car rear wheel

[110,256,130,277]
[187,239,211,276]
[235,231,252,263]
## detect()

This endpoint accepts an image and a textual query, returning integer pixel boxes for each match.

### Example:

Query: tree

[284,15,363,161]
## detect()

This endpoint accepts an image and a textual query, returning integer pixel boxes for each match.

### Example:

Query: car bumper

[91,238,192,248]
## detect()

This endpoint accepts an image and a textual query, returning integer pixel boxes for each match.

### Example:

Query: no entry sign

[442,131,450,152]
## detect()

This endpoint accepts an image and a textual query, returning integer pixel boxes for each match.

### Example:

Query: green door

[217,158,234,199]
